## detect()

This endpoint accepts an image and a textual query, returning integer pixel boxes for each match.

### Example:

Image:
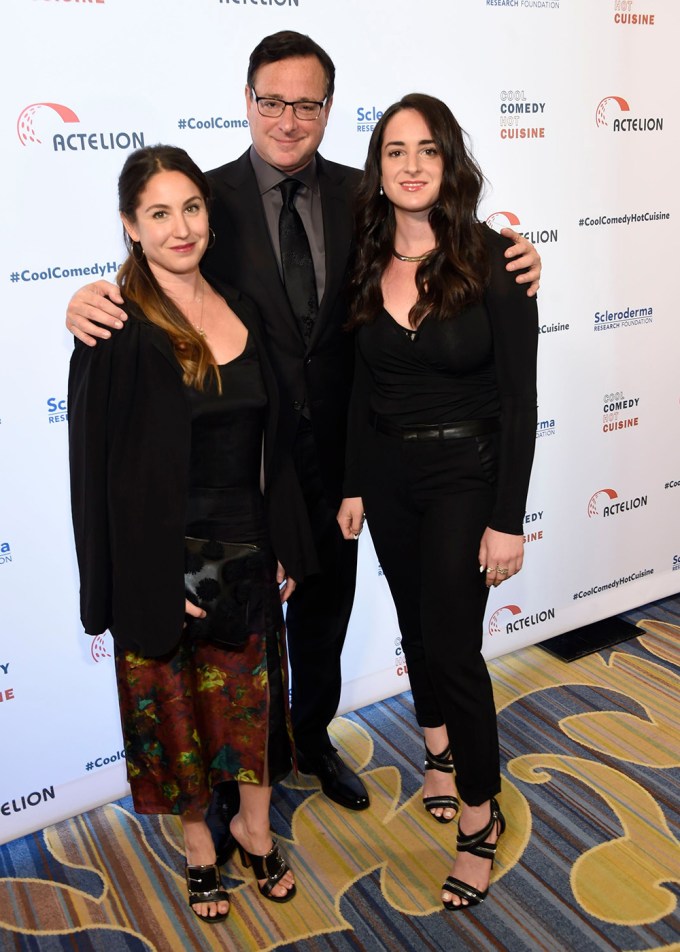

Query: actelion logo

[0,542,11,566]
[486,211,520,230]
[489,604,521,635]
[595,96,662,132]
[587,488,648,518]
[587,488,618,517]
[1,787,55,817]
[90,634,111,664]
[17,102,79,145]
[488,604,555,637]
[485,211,557,246]
[16,102,144,153]
[218,0,300,5]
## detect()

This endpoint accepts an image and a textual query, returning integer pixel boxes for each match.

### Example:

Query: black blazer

[202,151,362,507]
[68,283,318,657]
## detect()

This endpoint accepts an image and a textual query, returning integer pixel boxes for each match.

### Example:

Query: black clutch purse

[184,536,266,648]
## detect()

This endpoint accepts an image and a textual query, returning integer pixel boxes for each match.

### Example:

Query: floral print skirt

[114,613,293,816]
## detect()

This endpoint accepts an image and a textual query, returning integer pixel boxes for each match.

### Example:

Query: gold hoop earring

[207,227,216,249]
[132,240,145,261]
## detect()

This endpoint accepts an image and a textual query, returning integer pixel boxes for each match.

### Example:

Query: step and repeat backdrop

[1,0,677,843]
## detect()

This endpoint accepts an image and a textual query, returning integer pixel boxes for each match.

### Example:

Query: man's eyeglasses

[251,90,326,121]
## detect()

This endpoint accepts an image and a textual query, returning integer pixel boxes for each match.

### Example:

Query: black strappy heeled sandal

[423,744,459,824]
[185,863,230,923]
[236,838,297,903]
[442,797,506,911]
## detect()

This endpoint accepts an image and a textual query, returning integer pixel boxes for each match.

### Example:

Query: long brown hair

[348,93,489,329]
[117,145,218,392]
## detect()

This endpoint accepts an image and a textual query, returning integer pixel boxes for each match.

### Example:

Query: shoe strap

[423,795,459,811]
[185,863,221,896]
[250,840,288,884]
[424,744,454,773]
[442,875,486,904]
[456,798,505,858]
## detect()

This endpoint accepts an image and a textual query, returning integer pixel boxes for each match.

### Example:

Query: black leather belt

[371,413,500,441]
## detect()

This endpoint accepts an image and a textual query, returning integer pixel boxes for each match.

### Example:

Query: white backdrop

[1,0,678,844]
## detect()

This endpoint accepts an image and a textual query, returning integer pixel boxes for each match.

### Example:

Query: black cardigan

[68,282,318,657]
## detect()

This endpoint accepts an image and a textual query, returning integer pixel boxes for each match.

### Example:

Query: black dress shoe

[296,748,370,811]
[205,782,240,866]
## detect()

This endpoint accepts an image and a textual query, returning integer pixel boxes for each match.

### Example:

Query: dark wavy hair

[117,144,219,392]
[348,93,489,329]
[247,31,336,99]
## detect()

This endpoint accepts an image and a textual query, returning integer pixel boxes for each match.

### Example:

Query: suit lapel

[313,155,354,349]
[222,152,304,345]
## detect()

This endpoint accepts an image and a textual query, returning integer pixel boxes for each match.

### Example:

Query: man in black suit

[201,33,365,813]
[65,31,541,845]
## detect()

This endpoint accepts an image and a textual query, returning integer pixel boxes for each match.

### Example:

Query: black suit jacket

[68,284,318,657]
[202,151,362,507]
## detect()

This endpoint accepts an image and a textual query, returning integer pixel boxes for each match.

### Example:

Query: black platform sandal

[442,797,506,911]
[185,863,230,923]
[237,838,297,903]
[423,744,459,824]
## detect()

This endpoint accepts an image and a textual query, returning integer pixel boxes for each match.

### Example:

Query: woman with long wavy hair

[69,145,317,922]
[338,94,539,911]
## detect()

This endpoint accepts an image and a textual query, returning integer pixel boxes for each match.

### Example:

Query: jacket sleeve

[342,332,373,499]
[231,292,320,583]
[483,227,539,535]
[68,317,190,653]
[68,337,115,635]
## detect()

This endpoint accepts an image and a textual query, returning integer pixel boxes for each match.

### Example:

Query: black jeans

[362,426,501,806]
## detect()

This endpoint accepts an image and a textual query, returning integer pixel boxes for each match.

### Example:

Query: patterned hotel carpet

[1,595,679,952]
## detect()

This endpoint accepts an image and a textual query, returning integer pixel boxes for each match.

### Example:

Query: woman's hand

[336,497,365,540]
[277,562,296,603]
[478,527,524,588]
[183,599,206,627]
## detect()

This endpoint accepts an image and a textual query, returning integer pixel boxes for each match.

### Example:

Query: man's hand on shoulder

[66,281,127,346]
[500,227,541,298]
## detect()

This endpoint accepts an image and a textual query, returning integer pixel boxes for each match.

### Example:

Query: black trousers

[361,426,501,806]
[285,419,358,757]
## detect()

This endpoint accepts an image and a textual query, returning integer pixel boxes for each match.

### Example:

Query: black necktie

[278,178,318,342]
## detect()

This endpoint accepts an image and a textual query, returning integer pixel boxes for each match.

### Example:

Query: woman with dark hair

[338,94,538,910]
[69,145,316,921]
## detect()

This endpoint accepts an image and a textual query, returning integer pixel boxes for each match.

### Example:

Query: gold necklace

[195,285,206,338]
[184,277,206,337]
[392,249,435,263]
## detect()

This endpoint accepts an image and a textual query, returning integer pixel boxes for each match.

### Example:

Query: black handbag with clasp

[184,537,267,648]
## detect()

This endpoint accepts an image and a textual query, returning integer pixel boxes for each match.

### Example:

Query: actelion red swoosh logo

[90,633,111,663]
[488,604,522,636]
[17,102,80,146]
[595,96,630,128]
[486,211,521,230]
[587,488,618,518]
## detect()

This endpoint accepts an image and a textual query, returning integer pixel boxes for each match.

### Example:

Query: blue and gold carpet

[1,596,678,951]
